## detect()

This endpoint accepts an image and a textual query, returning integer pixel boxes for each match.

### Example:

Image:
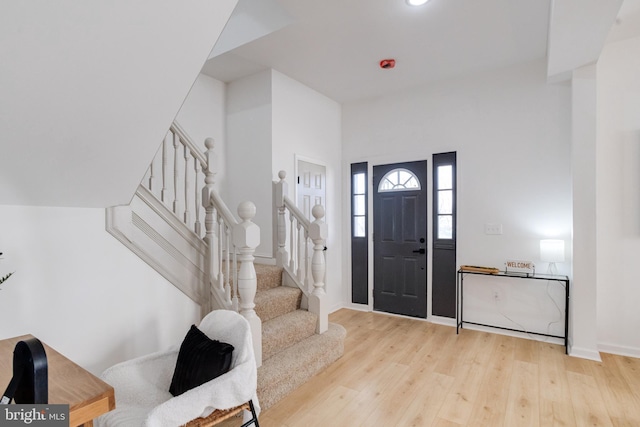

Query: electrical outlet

[485,223,503,235]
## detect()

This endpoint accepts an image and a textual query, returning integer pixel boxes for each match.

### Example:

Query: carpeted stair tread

[262,310,317,361]
[254,264,283,291]
[254,286,302,323]
[257,322,346,410]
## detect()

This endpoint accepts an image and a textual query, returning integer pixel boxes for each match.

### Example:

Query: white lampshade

[540,239,565,263]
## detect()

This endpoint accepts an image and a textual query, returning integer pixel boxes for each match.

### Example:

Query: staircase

[254,264,346,410]
[107,121,345,410]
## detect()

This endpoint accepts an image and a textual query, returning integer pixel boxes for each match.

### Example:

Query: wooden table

[0,335,115,427]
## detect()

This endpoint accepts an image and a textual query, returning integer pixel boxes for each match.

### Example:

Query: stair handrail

[275,170,328,334]
[171,120,207,166]
[283,197,310,230]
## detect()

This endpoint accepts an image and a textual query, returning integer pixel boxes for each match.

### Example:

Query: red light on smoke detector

[379,59,396,69]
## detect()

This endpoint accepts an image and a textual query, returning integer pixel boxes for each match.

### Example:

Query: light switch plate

[485,223,503,235]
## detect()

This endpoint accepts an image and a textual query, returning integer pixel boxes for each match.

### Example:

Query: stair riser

[257,323,346,410]
[255,264,284,291]
[255,265,346,412]
[254,288,302,322]
[262,311,317,360]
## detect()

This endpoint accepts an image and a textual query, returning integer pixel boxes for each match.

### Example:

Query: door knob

[412,248,426,254]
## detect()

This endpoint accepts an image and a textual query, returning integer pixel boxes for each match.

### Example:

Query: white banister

[140,122,261,365]
[275,170,328,334]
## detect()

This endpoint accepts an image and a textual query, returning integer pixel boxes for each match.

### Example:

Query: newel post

[275,171,288,268]
[234,201,262,367]
[201,138,219,316]
[309,204,328,334]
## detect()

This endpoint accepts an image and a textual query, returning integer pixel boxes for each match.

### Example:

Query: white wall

[271,70,343,311]
[175,74,228,196]
[224,69,343,288]
[226,70,274,258]
[342,60,574,342]
[0,0,238,208]
[0,206,200,375]
[596,35,640,357]
[571,64,600,360]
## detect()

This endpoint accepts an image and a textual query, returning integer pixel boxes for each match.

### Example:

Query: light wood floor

[225,309,640,426]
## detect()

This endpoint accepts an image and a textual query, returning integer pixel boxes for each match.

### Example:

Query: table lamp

[540,239,565,275]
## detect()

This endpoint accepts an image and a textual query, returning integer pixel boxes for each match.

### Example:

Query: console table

[456,269,570,354]
[0,335,115,426]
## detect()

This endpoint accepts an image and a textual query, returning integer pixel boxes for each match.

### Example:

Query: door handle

[412,248,426,254]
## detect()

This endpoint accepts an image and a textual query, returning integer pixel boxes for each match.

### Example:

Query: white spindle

[232,249,239,312]
[173,133,180,214]
[183,145,190,225]
[194,157,201,236]
[304,229,311,293]
[161,135,169,203]
[217,213,224,292]
[148,162,154,191]
[289,214,295,271]
[224,223,231,303]
[296,221,303,281]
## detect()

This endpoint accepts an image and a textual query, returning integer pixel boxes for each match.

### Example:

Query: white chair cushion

[96,310,260,427]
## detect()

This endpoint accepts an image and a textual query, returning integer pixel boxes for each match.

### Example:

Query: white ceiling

[203,0,638,104]
[1,0,634,208]
[0,0,239,207]
[203,0,553,104]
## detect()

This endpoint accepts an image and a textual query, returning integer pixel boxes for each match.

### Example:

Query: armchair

[96,310,259,427]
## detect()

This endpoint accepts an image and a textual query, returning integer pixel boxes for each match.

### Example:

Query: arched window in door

[377,168,421,192]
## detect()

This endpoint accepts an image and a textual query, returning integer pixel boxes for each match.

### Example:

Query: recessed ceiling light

[407,0,429,6]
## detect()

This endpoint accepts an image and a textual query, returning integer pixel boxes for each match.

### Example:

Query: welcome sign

[505,260,535,275]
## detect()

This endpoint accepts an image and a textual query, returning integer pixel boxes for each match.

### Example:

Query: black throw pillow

[169,324,234,396]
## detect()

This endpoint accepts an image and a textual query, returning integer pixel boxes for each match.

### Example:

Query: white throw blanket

[96,310,260,427]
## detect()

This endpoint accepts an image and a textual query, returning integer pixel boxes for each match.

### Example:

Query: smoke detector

[379,59,396,69]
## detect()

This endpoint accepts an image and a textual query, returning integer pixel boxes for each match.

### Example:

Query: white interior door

[297,159,326,220]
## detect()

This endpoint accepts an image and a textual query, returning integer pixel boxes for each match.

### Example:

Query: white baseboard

[598,342,640,359]
[334,303,370,313]
[254,256,276,265]
[455,323,565,347]
[333,305,465,328]
[568,345,602,362]
[429,315,456,327]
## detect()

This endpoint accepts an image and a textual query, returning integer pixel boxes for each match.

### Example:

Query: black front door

[373,160,428,318]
